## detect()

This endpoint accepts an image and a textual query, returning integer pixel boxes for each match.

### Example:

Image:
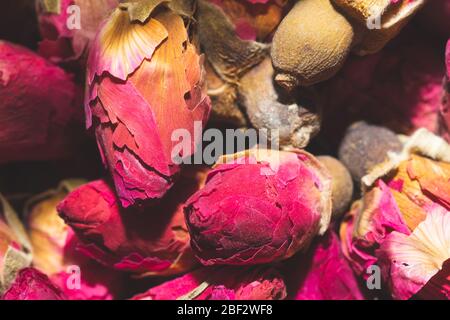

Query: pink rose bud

[36,0,118,65]
[86,3,211,207]
[132,266,286,300]
[283,232,363,300]
[2,268,66,300]
[27,182,121,300]
[57,169,208,276]
[185,149,332,266]
[321,31,445,147]
[340,129,450,300]
[0,41,82,164]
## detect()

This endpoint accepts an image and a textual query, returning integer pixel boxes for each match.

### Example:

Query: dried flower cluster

[0,0,448,301]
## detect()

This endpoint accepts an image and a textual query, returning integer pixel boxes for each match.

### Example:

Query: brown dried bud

[271,0,355,88]
[198,0,321,148]
[317,156,354,220]
[338,121,403,184]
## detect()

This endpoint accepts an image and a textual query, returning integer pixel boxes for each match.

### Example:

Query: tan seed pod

[271,0,355,89]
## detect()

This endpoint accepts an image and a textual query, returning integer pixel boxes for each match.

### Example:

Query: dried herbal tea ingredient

[338,121,403,184]
[27,180,119,300]
[271,0,425,89]
[340,129,450,299]
[185,149,332,266]
[2,268,66,300]
[86,1,211,207]
[271,0,355,88]
[283,232,363,300]
[132,266,287,300]
[0,195,32,295]
[199,1,321,148]
[57,168,208,276]
[332,0,426,55]
[0,41,82,164]
[317,156,354,220]
[36,0,119,66]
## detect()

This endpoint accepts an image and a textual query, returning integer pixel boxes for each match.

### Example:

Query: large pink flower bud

[57,169,208,276]
[0,41,82,164]
[27,181,121,300]
[85,2,211,207]
[185,149,332,266]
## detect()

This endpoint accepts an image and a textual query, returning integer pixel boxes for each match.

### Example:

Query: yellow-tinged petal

[88,7,168,83]
[378,208,450,299]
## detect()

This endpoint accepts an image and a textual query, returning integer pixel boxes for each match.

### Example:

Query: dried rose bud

[283,232,363,300]
[209,0,288,41]
[0,41,82,164]
[36,0,118,66]
[2,268,66,300]
[340,129,450,299]
[321,33,445,144]
[185,149,332,266]
[417,0,450,39]
[0,195,32,295]
[338,122,403,184]
[57,169,208,276]
[27,180,119,300]
[132,266,286,300]
[271,0,425,89]
[199,1,321,148]
[317,156,354,220]
[86,2,210,207]
[439,40,450,143]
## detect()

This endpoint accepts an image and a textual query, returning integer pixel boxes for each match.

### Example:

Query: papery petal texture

[37,0,119,64]
[0,41,82,164]
[2,268,66,300]
[86,6,211,207]
[132,266,286,300]
[284,232,363,300]
[185,149,332,265]
[57,168,208,276]
[377,209,450,300]
[340,136,450,299]
[28,188,120,300]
